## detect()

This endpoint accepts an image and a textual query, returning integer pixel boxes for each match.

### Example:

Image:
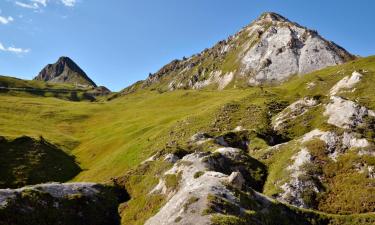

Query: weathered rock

[227,172,246,190]
[279,147,319,208]
[301,129,370,160]
[0,182,128,225]
[190,132,212,144]
[146,149,267,225]
[330,71,362,95]
[324,96,375,129]
[273,97,319,130]
[164,153,179,163]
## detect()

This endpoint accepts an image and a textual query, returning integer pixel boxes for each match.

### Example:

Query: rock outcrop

[324,96,375,129]
[146,148,267,225]
[34,56,97,88]
[0,182,128,225]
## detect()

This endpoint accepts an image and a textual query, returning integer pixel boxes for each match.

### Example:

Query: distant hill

[34,56,97,88]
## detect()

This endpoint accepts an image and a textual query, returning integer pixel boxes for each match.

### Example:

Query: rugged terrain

[0,12,374,225]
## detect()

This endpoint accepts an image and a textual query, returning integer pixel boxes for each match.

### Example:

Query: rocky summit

[34,56,97,88]
[122,12,354,94]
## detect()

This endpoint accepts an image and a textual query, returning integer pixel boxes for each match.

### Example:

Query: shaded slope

[0,136,81,188]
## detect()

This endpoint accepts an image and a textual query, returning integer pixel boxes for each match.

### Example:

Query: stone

[324,96,375,129]
[227,172,246,190]
[164,153,179,163]
[330,71,363,95]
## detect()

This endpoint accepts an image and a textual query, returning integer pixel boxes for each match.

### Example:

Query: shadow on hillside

[0,136,82,189]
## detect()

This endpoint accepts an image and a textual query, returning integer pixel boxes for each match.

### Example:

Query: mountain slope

[34,56,97,87]
[0,56,374,225]
[121,12,354,94]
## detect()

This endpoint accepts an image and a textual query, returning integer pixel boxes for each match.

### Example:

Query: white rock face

[324,96,375,129]
[243,14,351,85]
[330,71,363,95]
[273,97,318,130]
[138,12,353,93]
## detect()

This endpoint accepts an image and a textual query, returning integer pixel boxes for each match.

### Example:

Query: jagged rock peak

[256,12,290,22]
[34,56,97,88]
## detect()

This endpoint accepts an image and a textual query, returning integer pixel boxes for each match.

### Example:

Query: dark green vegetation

[0,136,81,188]
[0,184,126,225]
[0,56,375,224]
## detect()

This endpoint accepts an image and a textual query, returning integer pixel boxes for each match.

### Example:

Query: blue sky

[0,0,374,91]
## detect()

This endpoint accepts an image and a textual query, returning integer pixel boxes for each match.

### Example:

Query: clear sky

[0,0,374,91]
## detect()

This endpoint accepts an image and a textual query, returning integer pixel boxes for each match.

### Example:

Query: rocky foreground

[0,183,128,225]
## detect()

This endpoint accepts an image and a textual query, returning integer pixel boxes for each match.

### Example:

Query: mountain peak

[121,12,355,94]
[34,56,97,88]
[256,12,289,22]
[57,56,74,64]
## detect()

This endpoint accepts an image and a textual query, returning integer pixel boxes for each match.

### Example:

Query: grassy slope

[0,75,97,101]
[0,56,374,224]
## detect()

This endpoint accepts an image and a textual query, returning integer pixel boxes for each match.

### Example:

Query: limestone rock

[324,96,375,129]
[330,71,362,95]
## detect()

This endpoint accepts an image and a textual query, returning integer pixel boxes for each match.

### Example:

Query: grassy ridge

[0,75,98,101]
